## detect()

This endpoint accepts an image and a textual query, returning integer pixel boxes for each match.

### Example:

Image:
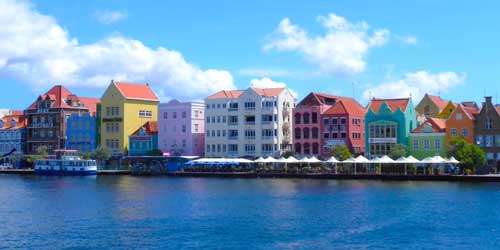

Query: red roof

[79,97,100,117]
[412,117,446,133]
[131,121,158,136]
[114,82,159,101]
[324,98,366,116]
[0,114,27,130]
[250,87,285,97]
[207,90,244,99]
[27,85,74,109]
[426,94,448,110]
[368,98,410,113]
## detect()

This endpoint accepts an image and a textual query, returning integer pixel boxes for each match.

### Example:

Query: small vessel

[35,149,97,176]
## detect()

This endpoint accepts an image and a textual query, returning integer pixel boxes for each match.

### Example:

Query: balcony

[228,136,238,140]
[228,108,238,112]
[244,121,256,126]
[228,122,238,126]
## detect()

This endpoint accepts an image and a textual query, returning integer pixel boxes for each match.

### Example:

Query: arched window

[312,143,319,155]
[294,128,301,139]
[312,127,319,139]
[303,143,310,155]
[303,127,310,139]
[294,113,301,124]
[294,143,302,154]
[303,113,310,124]
[312,112,318,124]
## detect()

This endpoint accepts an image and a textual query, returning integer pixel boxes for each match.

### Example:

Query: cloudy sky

[1,0,499,109]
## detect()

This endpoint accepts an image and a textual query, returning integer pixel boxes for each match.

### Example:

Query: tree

[281,151,294,158]
[446,137,486,173]
[147,149,164,156]
[92,147,111,166]
[330,145,352,161]
[389,144,408,159]
[36,145,48,158]
[79,152,92,160]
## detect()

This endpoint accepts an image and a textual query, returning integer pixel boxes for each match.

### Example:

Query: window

[262,115,273,123]
[262,101,274,109]
[222,116,226,123]
[163,112,168,119]
[206,117,210,123]
[245,130,256,139]
[303,113,310,124]
[323,132,330,139]
[245,144,256,153]
[312,113,318,124]
[229,102,238,110]
[496,135,500,147]
[228,144,238,152]
[217,116,221,123]
[194,124,199,133]
[244,102,256,110]
[303,128,310,139]
[485,118,493,129]
[332,118,338,125]
[206,130,210,137]
[228,116,238,125]
[262,129,275,138]
[173,112,177,119]
[228,130,238,139]
[294,143,301,154]
[476,135,484,146]
[182,125,186,133]
[424,139,430,149]
[461,128,468,137]
[262,144,274,152]
[294,113,301,124]
[245,116,256,125]
[456,113,462,121]
[138,110,152,118]
[323,117,329,125]
[312,143,319,154]
[435,139,441,149]
[182,111,186,119]
[486,135,494,147]
[340,117,347,124]
[413,139,419,149]
[294,128,301,139]
[451,128,457,137]
[312,127,319,139]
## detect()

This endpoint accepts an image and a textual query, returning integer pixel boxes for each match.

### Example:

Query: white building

[204,87,295,158]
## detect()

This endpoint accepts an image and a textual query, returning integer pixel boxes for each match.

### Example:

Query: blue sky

[1,0,500,110]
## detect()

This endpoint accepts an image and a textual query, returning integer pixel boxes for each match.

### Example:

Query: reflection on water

[1,175,500,249]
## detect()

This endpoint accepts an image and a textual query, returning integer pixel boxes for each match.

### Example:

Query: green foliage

[388,144,408,159]
[147,149,164,156]
[330,145,352,161]
[446,137,486,171]
[36,145,48,157]
[281,151,294,158]
[92,147,111,162]
[79,152,92,160]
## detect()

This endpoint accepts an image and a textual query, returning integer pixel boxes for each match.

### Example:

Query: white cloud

[238,68,291,77]
[93,9,127,24]
[362,71,466,102]
[249,77,298,98]
[0,0,235,101]
[396,34,418,45]
[264,13,390,76]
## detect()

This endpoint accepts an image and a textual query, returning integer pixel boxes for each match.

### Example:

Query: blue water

[0,175,499,250]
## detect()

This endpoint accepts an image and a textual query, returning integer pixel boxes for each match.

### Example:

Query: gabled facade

[416,94,449,118]
[24,85,95,154]
[474,96,500,169]
[100,81,159,156]
[158,100,205,156]
[292,92,348,157]
[204,87,295,158]
[445,103,479,144]
[365,98,417,157]
[320,98,366,156]
[129,121,158,156]
[0,111,27,158]
[438,101,457,119]
[408,117,446,159]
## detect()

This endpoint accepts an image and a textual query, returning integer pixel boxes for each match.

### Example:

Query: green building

[365,98,417,157]
[408,117,447,159]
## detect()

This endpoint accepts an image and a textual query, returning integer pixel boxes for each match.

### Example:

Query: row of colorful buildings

[0,81,499,169]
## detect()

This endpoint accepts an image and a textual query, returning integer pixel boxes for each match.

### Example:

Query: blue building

[129,121,158,156]
[0,112,27,168]
[65,113,97,153]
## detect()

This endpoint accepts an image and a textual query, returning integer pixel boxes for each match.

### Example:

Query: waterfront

[1,176,500,249]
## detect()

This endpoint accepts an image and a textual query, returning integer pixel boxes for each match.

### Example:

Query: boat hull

[35,169,97,176]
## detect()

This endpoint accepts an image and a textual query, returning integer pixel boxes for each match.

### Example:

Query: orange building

[445,103,479,144]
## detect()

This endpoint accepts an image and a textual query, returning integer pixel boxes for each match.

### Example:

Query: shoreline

[2,169,500,182]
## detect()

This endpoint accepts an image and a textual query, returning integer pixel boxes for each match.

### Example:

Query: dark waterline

[1,175,499,250]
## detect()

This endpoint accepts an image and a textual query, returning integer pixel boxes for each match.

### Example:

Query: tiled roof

[456,104,480,120]
[207,90,245,99]
[79,97,100,117]
[131,121,158,136]
[426,94,449,110]
[412,117,446,133]
[27,85,74,109]
[0,114,27,130]
[250,87,285,97]
[324,98,366,116]
[461,101,479,109]
[114,82,159,101]
[368,98,410,113]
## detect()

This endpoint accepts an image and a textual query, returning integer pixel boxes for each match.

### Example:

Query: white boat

[35,149,97,176]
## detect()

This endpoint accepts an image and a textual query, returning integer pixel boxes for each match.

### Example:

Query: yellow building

[438,101,457,119]
[100,81,159,155]
[415,93,449,118]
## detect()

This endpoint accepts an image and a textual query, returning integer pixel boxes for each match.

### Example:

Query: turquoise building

[365,98,417,157]
[129,121,159,156]
[66,113,97,153]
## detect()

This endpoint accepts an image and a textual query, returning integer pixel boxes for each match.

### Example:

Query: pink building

[158,100,205,156]
[293,92,365,157]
